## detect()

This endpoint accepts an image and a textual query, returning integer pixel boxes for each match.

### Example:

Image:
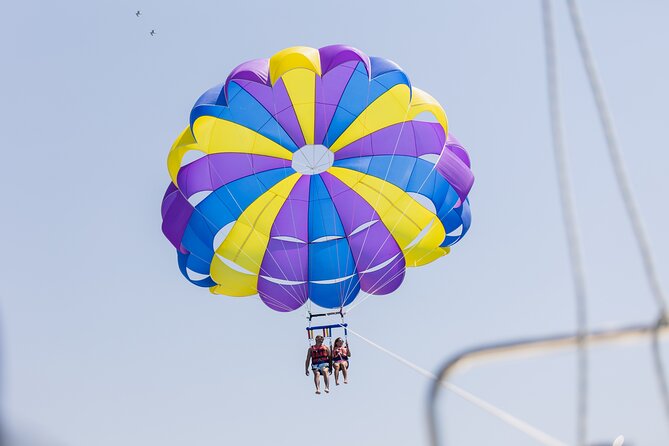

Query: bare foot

[315,390,321,394]
[335,382,340,386]
[344,380,348,384]
[324,388,330,393]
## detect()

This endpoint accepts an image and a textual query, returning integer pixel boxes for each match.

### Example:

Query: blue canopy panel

[307,175,360,308]
[368,56,411,92]
[323,60,411,147]
[439,198,472,247]
[177,250,216,287]
[180,209,217,266]
[308,173,345,239]
[192,83,227,108]
[189,81,299,152]
[333,155,462,246]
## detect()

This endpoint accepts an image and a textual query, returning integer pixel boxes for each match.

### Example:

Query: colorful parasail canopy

[161,45,474,312]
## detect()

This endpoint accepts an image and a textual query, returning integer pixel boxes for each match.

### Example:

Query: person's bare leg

[342,362,348,384]
[334,363,340,385]
[323,368,330,393]
[313,370,321,394]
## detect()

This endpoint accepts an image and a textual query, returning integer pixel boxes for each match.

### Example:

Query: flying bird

[150,30,156,36]
[135,10,141,17]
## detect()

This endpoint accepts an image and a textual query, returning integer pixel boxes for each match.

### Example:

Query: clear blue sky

[2,1,668,445]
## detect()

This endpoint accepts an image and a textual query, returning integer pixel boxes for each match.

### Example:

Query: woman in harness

[331,337,351,385]
[305,335,331,394]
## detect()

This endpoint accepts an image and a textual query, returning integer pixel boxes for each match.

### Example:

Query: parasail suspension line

[342,324,568,446]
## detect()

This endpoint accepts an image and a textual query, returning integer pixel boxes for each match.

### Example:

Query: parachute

[160,45,474,312]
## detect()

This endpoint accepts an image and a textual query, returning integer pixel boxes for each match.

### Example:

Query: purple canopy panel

[372,122,418,157]
[413,121,445,155]
[258,278,307,312]
[161,183,194,250]
[357,254,405,295]
[239,79,305,148]
[258,235,309,312]
[161,182,180,220]
[176,153,291,198]
[271,79,306,148]
[331,124,376,160]
[318,45,371,75]
[260,238,308,281]
[436,146,475,201]
[334,122,414,160]
[334,121,449,160]
[315,63,358,145]
[258,176,311,311]
[265,175,310,248]
[260,177,309,282]
[224,58,270,101]
[349,217,406,295]
[445,133,471,167]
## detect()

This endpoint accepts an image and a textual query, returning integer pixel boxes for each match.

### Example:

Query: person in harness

[331,337,351,385]
[305,335,331,394]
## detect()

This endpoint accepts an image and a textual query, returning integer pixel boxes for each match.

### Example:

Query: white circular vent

[291,144,334,175]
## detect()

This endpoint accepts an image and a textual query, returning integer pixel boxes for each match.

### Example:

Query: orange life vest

[311,344,329,365]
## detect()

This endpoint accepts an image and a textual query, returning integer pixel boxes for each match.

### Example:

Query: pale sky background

[1,1,668,445]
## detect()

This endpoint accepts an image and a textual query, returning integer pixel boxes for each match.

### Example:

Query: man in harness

[305,335,331,394]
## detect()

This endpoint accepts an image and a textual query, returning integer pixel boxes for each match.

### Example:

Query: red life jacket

[311,344,329,365]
